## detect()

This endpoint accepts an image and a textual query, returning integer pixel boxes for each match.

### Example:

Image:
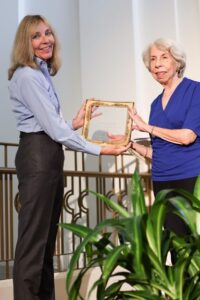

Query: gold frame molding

[82,99,134,146]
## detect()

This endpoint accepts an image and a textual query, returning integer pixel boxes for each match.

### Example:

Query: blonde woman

[8,15,130,300]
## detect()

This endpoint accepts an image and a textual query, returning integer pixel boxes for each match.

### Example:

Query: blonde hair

[142,38,186,78]
[8,15,61,80]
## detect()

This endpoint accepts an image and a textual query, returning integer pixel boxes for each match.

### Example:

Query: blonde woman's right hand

[100,142,131,155]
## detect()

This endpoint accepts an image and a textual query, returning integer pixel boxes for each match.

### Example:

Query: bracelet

[150,126,155,135]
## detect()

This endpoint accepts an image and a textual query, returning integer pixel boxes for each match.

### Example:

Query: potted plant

[60,172,200,299]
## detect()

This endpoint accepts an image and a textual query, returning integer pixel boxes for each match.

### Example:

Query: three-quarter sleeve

[183,84,200,136]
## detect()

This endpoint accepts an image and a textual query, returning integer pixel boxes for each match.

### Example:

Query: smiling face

[149,45,179,86]
[31,21,55,61]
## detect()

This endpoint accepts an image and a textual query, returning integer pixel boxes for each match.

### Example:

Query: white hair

[142,38,186,78]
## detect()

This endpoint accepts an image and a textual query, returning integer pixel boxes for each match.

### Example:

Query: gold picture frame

[82,99,134,146]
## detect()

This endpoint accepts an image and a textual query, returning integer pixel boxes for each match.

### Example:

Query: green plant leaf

[186,276,200,300]
[180,272,200,300]
[64,217,132,293]
[67,266,88,300]
[89,190,131,218]
[174,255,188,300]
[64,223,112,292]
[146,200,166,262]
[95,278,105,300]
[102,244,127,284]
[173,187,200,212]
[88,274,130,299]
[131,216,145,274]
[190,250,200,275]
[104,279,125,297]
[172,236,200,299]
[153,188,174,204]
[193,175,200,200]
[117,217,141,245]
[130,171,147,216]
[59,223,93,238]
[191,176,200,235]
[126,272,149,286]
[121,290,164,299]
[147,246,170,288]
[62,172,200,299]
[169,196,197,235]
[149,281,176,298]
[166,265,174,287]
[85,242,94,263]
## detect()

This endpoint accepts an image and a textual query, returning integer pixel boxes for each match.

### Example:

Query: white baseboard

[0,279,13,300]
[0,268,100,300]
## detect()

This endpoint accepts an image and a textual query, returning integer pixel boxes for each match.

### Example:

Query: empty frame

[82,99,134,146]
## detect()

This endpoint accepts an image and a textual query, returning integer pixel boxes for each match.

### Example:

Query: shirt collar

[34,56,48,69]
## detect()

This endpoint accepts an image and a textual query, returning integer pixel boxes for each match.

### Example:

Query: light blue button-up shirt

[8,58,100,155]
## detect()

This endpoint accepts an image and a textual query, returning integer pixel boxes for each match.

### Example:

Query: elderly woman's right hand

[129,108,151,133]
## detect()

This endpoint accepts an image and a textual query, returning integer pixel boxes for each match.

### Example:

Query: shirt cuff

[85,142,101,156]
[67,120,75,130]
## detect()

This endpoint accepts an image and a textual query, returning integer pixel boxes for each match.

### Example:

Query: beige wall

[1,0,200,144]
[1,0,135,144]
[0,0,81,143]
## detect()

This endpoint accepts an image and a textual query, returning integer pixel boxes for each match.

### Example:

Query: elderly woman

[129,38,200,240]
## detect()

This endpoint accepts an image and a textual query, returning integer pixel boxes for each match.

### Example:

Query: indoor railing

[0,142,152,279]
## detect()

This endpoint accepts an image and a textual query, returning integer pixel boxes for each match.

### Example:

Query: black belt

[20,131,46,138]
